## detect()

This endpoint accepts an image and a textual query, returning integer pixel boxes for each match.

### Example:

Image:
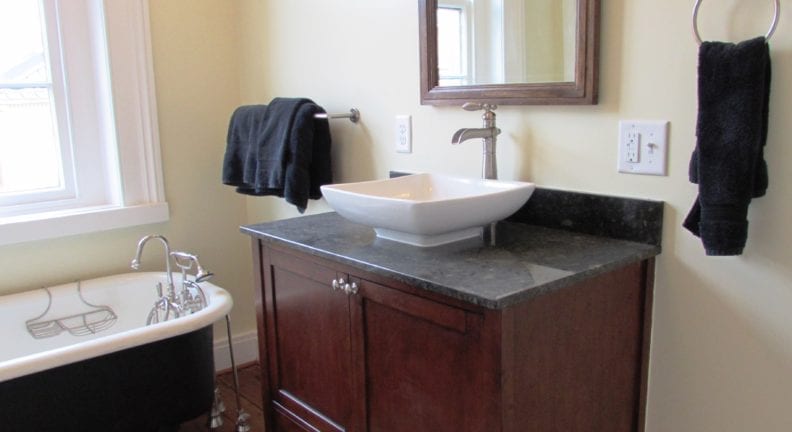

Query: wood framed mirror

[419,0,600,105]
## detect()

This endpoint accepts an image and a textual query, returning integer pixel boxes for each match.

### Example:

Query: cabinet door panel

[359,279,481,432]
[269,262,352,431]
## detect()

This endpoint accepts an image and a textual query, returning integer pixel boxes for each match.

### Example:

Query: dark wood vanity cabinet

[253,241,653,432]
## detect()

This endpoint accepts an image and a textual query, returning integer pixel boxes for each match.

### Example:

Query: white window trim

[0,0,168,246]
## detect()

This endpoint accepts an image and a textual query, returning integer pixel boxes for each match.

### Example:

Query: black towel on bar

[222,104,268,186]
[222,98,332,213]
[683,37,771,256]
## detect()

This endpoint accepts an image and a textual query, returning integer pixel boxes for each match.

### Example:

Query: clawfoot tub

[0,272,233,431]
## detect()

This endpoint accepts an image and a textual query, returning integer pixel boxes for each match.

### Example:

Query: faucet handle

[462,102,498,112]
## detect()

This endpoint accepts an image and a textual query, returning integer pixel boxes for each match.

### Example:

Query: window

[0,0,167,246]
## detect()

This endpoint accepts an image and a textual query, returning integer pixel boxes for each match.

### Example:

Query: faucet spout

[451,127,500,145]
[451,127,501,180]
[131,235,175,299]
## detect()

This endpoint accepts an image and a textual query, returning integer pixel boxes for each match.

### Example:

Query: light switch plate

[617,120,668,176]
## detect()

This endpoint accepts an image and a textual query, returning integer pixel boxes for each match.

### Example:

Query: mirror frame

[419,0,600,105]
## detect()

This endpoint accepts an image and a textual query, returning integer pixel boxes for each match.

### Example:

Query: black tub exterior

[0,325,215,432]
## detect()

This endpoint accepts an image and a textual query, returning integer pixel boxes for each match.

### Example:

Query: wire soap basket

[25,281,118,339]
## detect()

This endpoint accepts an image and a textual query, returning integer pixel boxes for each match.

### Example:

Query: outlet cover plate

[617,120,668,176]
[396,115,412,153]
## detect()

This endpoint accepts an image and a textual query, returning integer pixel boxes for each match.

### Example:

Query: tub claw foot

[208,387,225,429]
[208,413,223,430]
[235,408,251,432]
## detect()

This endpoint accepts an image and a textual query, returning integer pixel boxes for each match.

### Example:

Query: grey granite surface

[241,212,660,310]
[508,188,664,246]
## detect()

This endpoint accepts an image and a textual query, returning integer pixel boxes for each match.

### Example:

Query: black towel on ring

[683,37,771,256]
[222,98,332,213]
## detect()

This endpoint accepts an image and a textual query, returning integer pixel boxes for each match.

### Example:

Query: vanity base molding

[251,240,654,432]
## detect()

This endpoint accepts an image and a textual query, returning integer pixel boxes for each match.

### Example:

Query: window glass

[0,0,63,196]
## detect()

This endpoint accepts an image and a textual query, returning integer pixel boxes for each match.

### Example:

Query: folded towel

[222,98,332,213]
[683,37,771,256]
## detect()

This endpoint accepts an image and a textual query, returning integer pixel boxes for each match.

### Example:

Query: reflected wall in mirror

[420,0,600,105]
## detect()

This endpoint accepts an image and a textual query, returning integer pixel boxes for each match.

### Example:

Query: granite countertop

[241,211,661,309]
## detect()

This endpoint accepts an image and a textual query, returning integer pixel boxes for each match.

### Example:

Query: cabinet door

[354,278,489,432]
[263,250,356,432]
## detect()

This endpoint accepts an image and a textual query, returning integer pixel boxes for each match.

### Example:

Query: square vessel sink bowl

[320,173,535,247]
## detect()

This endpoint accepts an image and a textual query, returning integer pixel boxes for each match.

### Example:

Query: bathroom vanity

[242,189,662,432]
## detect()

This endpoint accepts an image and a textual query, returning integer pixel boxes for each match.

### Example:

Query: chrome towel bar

[314,108,360,123]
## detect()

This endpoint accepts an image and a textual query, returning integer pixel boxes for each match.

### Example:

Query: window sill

[0,202,170,246]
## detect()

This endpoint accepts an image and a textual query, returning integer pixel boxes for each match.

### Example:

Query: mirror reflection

[419,0,599,105]
[436,0,577,87]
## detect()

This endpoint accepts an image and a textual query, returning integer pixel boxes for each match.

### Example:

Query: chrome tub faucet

[131,235,175,301]
[131,235,212,323]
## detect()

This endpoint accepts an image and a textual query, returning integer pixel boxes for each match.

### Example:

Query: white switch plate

[395,115,412,153]
[617,120,668,176]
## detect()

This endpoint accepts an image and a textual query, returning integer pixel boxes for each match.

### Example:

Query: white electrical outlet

[395,115,412,153]
[625,131,640,163]
[618,120,668,176]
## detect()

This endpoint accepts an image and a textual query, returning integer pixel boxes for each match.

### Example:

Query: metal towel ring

[693,0,781,45]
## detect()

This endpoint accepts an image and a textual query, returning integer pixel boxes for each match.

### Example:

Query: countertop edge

[240,224,660,310]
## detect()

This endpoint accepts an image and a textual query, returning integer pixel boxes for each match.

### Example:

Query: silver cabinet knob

[343,282,358,296]
[332,278,357,295]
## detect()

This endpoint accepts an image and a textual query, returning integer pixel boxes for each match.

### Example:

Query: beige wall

[242,1,792,431]
[1,0,790,430]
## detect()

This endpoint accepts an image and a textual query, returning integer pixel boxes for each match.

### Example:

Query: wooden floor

[179,363,265,431]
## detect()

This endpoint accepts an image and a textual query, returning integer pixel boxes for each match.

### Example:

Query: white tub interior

[0,272,233,382]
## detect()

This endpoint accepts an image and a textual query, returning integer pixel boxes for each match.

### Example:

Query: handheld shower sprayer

[170,251,214,283]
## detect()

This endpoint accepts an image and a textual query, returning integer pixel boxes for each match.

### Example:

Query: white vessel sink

[320,173,535,247]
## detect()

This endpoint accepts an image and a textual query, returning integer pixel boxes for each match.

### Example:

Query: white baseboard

[213,330,259,371]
